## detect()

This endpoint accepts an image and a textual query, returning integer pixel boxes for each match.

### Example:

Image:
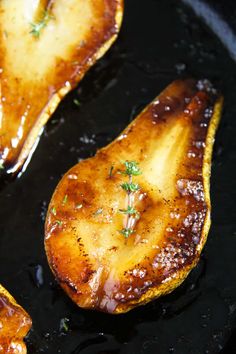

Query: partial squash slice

[0,0,123,174]
[45,79,223,314]
[0,284,32,353]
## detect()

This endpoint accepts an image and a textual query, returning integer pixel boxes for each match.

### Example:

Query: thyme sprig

[119,161,141,238]
[30,10,53,38]
[119,205,139,217]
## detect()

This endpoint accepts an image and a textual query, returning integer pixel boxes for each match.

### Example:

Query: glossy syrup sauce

[0,0,236,353]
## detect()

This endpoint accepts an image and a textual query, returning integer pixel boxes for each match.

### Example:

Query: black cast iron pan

[0,0,236,353]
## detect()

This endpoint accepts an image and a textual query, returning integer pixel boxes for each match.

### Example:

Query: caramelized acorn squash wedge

[45,79,223,314]
[0,284,32,353]
[0,0,123,174]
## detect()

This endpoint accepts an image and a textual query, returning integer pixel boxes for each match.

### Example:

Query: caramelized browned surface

[0,0,123,174]
[45,79,222,314]
[0,285,32,353]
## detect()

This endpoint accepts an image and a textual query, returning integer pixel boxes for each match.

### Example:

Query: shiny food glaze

[45,79,222,314]
[0,285,32,353]
[0,0,123,174]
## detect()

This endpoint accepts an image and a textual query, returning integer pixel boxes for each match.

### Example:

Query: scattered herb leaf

[30,10,53,38]
[51,207,57,216]
[62,195,68,205]
[109,166,114,178]
[60,317,69,332]
[119,228,134,238]
[0,162,4,170]
[73,99,80,107]
[56,220,63,226]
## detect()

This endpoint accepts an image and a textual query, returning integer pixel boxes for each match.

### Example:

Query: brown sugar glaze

[45,79,222,314]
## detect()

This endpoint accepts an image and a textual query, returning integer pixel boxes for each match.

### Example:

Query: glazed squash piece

[45,79,223,314]
[0,284,32,353]
[0,0,123,174]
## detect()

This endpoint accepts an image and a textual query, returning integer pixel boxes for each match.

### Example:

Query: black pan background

[0,0,236,353]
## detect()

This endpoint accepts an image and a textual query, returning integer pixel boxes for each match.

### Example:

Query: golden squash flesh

[0,284,32,353]
[0,0,123,174]
[45,79,222,314]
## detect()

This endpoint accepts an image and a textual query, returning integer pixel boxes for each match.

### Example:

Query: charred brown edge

[112,79,221,310]
[45,78,221,313]
[0,0,124,175]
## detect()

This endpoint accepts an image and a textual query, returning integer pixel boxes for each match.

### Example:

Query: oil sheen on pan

[0,0,123,175]
[45,79,223,314]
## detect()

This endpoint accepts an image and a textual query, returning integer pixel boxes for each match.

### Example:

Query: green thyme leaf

[121,182,140,192]
[62,194,68,205]
[51,207,57,216]
[55,220,63,226]
[122,161,142,176]
[119,228,134,238]
[119,206,138,215]
[0,162,4,170]
[60,317,69,332]
[73,98,80,107]
[30,10,53,38]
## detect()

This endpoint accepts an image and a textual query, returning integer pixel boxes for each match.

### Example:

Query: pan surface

[0,0,236,353]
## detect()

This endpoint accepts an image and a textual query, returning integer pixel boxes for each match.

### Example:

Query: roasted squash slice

[0,284,32,353]
[45,79,222,314]
[0,0,123,174]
